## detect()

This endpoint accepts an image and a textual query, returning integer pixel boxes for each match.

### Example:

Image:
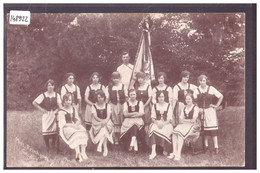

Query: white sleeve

[107,104,112,118]
[57,93,62,105]
[34,94,44,104]
[84,86,90,102]
[193,88,199,99]
[152,88,157,104]
[74,107,80,121]
[123,102,128,113]
[116,65,120,72]
[84,86,90,97]
[173,85,179,100]
[139,101,144,114]
[58,111,66,128]
[102,85,109,99]
[167,86,173,103]
[148,85,153,97]
[151,104,156,119]
[60,86,66,101]
[76,86,81,99]
[210,86,223,98]
[190,84,198,91]
[91,105,96,114]
[106,86,110,99]
[179,107,185,120]
[167,104,173,120]
[193,106,200,120]
[124,85,128,97]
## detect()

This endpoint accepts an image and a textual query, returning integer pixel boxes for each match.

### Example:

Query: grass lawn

[5,106,245,168]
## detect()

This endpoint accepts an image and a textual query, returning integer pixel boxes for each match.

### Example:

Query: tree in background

[6,13,245,109]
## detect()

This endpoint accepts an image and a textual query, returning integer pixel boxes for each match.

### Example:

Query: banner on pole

[129,17,155,89]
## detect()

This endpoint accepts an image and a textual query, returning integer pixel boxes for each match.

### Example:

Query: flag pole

[129,15,155,90]
[128,33,144,90]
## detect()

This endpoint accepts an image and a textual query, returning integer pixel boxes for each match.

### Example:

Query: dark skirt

[148,133,172,153]
[204,129,218,136]
[120,125,146,151]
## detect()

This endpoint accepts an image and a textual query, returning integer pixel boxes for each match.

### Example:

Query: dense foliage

[6,13,245,109]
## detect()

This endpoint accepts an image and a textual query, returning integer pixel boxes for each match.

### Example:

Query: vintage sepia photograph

[4,4,256,168]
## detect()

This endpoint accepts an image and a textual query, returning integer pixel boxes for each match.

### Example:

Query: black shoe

[192,148,203,155]
[204,146,209,153]
[214,148,219,154]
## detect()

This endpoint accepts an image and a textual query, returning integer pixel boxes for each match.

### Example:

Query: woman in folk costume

[120,89,144,153]
[57,93,88,162]
[172,71,197,127]
[148,91,173,160]
[152,72,173,105]
[135,72,152,133]
[193,75,223,154]
[32,79,62,150]
[61,73,82,115]
[107,71,128,144]
[89,89,114,157]
[168,93,201,160]
[84,72,107,131]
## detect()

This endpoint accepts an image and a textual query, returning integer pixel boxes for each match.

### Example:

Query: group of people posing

[32,52,223,162]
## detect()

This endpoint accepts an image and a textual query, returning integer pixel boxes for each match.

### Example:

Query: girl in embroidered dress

[120,89,144,153]
[33,79,62,150]
[57,93,88,162]
[84,72,107,131]
[89,90,114,157]
[107,71,128,144]
[172,71,197,127]
[148,91,173,160]
[152,72,172,105]
[193,75,223,154]
[61,73,82,115]
[168,93,200,160]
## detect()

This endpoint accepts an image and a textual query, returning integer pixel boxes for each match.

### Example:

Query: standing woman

[84,72,107,131]
[152,72,172,105]
[135,72,153,133]
[148,91,173,160]
[120,89,144,153]
[107,71,127,144]
[57,93,88,162]
[32,79,62,150]
[61,73,82,115]
[172,71,197,126]
[89,89,114,157]
[168,93,201,160]
[193,75,223,154]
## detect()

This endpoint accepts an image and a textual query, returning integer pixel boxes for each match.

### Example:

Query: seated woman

[148,91,173,160]
[57,93,88,162]
[120,89,144,153]
[89,89,114,157]
[84,72,107,131]
[168,93,201,160]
